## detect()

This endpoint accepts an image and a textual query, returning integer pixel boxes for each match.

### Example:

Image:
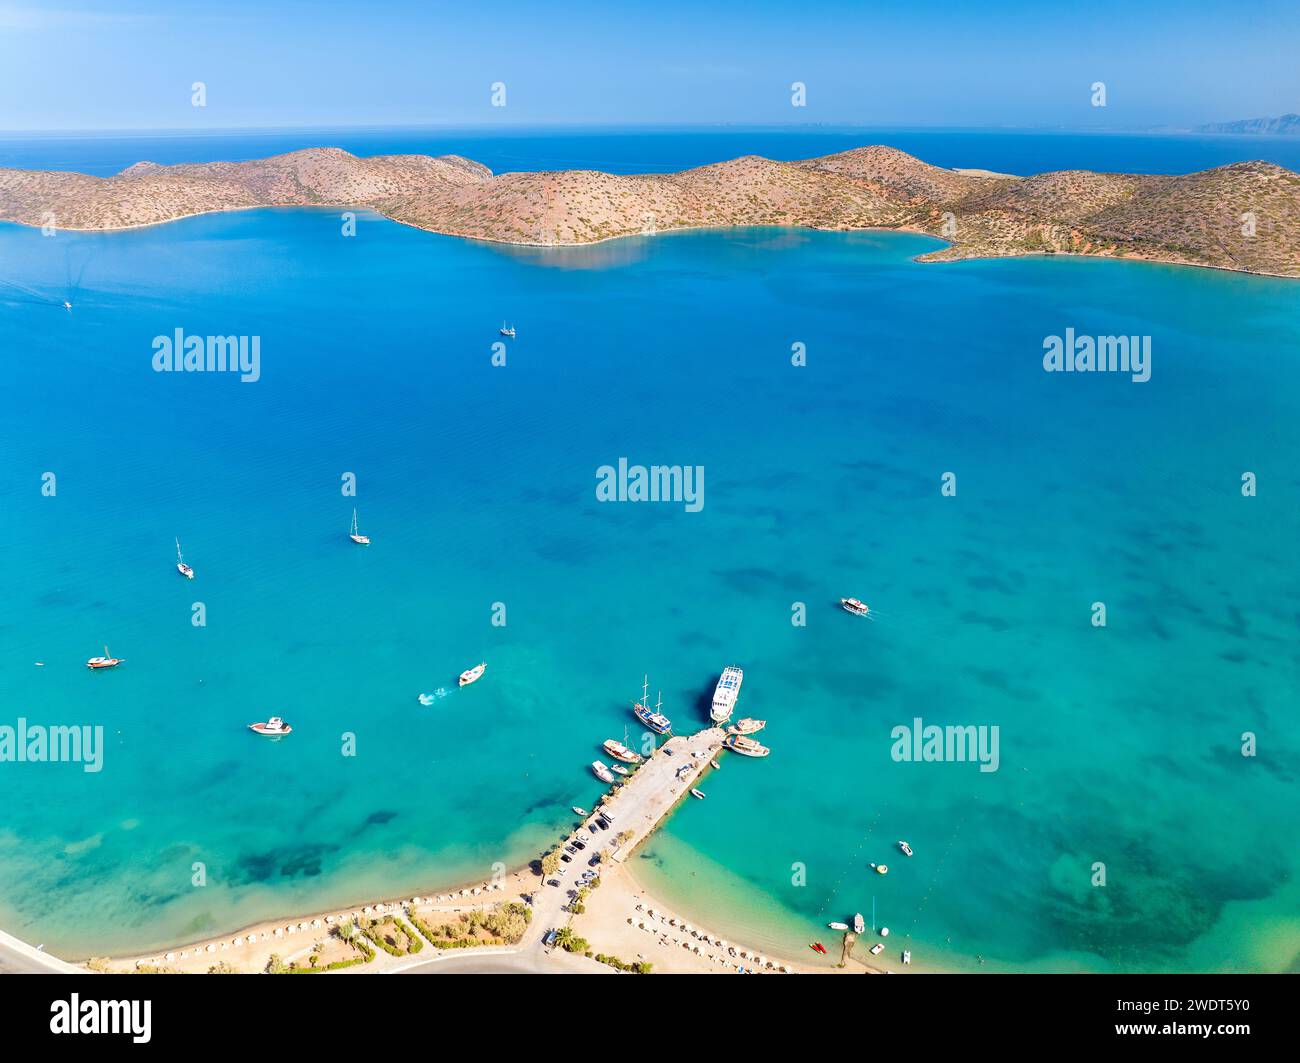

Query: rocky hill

[2,145,1296,276]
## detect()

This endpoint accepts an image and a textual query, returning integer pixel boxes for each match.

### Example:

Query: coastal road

[0,930,82,974]
[394,950,609,974]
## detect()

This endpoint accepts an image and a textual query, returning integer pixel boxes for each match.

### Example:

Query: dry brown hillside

[1,146,1296,276]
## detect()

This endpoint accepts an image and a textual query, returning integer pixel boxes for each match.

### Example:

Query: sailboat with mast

[631,676,672,735]
[175,538,194,579]
[349,508,370,545]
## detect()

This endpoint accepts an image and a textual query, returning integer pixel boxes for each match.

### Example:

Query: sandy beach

[87,852,886,976]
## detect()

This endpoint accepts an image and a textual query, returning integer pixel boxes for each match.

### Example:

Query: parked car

[543,929,559,948]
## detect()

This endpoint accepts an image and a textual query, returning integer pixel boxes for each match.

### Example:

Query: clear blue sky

[1,0,1296,131]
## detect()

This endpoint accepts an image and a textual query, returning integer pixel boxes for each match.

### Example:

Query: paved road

[394,949,609,975]
[0,930,82,974]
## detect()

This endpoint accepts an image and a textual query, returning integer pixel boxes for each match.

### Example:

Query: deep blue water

[3,126,1300,178]
[0,130,1298,973]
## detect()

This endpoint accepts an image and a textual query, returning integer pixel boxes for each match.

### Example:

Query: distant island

[2,146,1298,276]
[1198,114,1300,136]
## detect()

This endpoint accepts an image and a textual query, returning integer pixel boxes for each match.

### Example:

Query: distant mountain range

[1198,114,1300,136]
[2,146,1298,276]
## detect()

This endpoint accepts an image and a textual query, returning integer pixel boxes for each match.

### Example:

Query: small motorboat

[841,597,870,617]
[591,761,615,784]
[853,913,865,934]
[459,662,486,687]
[898,840,913,857]
[63,300,72,311]
[86,646,123,670]
[870,943,885,956]
[248,716,292,736]
[710,759,721,770]
[572,806,588,817]
[902,950,912,965]
[348,508,370,545]
[417,693,435,706]
[610,764,630,777]
[871,863,889,875]
[827,921,849,932]
[175,538,194,579]
[689,788,706,800]
[499,322,516,338]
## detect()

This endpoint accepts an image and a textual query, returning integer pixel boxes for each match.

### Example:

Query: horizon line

[0,121,1247,140]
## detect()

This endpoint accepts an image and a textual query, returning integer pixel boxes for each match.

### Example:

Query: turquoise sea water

[1,159,1299,971]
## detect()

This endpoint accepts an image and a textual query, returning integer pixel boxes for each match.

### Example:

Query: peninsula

[2,146,1298,275]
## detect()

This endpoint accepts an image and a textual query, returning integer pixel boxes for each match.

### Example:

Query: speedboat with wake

[459,662,486,687]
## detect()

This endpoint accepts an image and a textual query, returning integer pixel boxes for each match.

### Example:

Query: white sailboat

[175,538,194,579]
[349,508,370,545]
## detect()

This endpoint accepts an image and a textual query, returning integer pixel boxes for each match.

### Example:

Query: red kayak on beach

[809,941,827,955]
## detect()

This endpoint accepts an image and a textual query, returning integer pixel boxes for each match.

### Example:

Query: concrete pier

[593,727,727,860]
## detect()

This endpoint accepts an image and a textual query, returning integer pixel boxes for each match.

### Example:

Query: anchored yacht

[175,538,194,579]
[249,716,292,736]
[631,676,672,734]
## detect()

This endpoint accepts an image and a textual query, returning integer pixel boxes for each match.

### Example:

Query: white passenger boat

[591,761,615,784]
[459,662,486,687]
[711,666,743,723]
[841,597,870,617]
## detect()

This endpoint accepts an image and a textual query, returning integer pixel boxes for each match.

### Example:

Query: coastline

[4,204,1295,282]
